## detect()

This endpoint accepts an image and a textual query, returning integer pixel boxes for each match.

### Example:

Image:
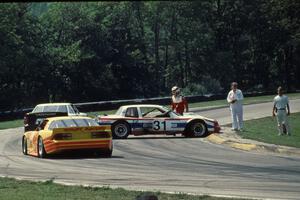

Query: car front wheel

[186,121,207,137]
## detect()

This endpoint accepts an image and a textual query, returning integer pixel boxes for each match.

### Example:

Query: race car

[97,104,220,139]
[24,103,87,132]
[22,116,113,158]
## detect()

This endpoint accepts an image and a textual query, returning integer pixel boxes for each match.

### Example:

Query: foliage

[0,1,299,111]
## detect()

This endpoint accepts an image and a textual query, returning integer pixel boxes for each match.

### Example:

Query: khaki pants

[276,110,290,135]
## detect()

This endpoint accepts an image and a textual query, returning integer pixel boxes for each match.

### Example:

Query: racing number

[153,121,166,131]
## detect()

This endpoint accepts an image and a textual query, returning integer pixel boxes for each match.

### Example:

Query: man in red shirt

[171,86,189,115]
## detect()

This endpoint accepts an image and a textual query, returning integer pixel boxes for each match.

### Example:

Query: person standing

[227,82,244,131]
[272,86,291,136]
[171,86,189,115]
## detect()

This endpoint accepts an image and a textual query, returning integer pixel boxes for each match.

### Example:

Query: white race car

[97,104,220,139]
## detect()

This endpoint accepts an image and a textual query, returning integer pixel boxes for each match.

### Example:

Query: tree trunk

[154,6,161,90]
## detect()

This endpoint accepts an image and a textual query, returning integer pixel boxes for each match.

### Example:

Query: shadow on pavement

[44,150,123,160]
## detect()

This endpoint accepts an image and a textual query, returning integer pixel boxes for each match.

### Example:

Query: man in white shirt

[227,82,244,131]
[272,86,291,136]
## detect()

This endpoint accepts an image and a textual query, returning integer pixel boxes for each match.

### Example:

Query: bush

[182,77,222,96]
[182,83,207,96]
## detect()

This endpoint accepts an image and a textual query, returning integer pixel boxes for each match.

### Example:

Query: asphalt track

[0,99,300,200]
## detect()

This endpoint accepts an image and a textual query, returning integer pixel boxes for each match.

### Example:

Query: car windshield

[48,118,99,130]
[71,105,80,113]
[33,105,43,113]
[140,106,179,118]
[161,106,179,117]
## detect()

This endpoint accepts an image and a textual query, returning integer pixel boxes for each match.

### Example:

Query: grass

[0,177,244,200]
[0,119,23,130]
[242,112,300,148]
[188,92,300,109]
[1,92,300,130]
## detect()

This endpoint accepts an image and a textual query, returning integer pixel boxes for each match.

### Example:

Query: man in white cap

[227,82,244,131]
[171,86,188,115]
[272,86,291,136]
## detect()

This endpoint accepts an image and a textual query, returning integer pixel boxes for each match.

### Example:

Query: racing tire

[186,121,207,137]
[95,149,112,158]
[37,136,47,158]
[22,136,28,155]
[103,149,112,158]
[112,121,130,139]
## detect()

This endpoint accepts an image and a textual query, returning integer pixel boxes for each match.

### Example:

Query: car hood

[181,112,215,122]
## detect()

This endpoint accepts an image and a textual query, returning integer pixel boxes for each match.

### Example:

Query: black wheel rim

[114,124,128,137]
[23,137,27,154]
[38,138,43,156]
[193,123,205,136]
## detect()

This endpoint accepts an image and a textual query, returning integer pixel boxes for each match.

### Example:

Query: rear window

[74,119,89,126]
[48,118,99,130]
[63,119,77,127]
[85,119,99,126]
[48,120,65,129]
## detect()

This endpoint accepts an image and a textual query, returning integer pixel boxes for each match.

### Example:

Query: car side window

[125,107,138,118]
[57,105,68,113]
[38,120,49,130]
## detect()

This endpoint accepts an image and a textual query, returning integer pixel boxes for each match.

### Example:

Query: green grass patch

[188,92,300,109]
[0,177,244,200]
[242,112,300,148]
[0,119,23,130]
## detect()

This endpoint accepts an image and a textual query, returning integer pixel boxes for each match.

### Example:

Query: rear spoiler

[24,112,68,132]
[52,126,110,133]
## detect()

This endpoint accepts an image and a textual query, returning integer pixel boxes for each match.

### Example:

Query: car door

[139,107,173,134]
[151,110,186,134]
[124,107,140,133]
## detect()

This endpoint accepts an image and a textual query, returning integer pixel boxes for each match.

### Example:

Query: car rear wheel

[103,149,112,158]
[112,122,130,139]
[186,121,207,137]
[22,136,28,155]
[95,148,112,158]
[37,137,47,158]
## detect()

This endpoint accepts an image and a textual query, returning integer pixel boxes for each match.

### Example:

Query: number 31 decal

[153,121,166,131]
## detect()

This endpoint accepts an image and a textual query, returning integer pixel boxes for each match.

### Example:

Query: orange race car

[22,116,113,158]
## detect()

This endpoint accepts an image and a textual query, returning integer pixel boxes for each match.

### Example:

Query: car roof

[46,116,91,122]
[36,103,72,106]
[121,104,165,109]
